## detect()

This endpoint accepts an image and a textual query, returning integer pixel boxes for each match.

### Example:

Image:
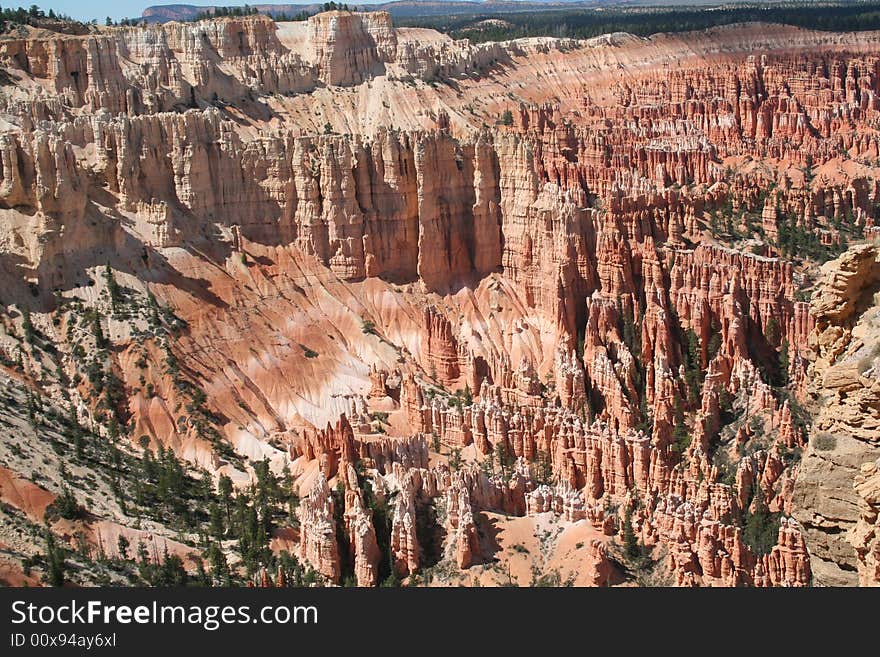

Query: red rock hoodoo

[2,10,880,587]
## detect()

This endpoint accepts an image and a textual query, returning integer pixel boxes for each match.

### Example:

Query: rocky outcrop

[444,476,479,569]
[758,518,813,587]
[586,540,616,586]
[305,11,396,86]
[651,494,812,587]
[390,475,420,577]
[344,490,382,587]
[0,16,319,120]
[293,416,356,482]
[420,306,461,383]
[852,459,880,586]
[297,474,340,583]
[794,245,880,585]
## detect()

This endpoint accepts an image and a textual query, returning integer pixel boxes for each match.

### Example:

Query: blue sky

[10,2,383,22]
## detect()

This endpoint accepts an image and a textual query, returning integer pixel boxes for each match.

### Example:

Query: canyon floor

[0,10,879,587]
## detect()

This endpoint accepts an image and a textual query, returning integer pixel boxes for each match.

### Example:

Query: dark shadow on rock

[474,511,503,565]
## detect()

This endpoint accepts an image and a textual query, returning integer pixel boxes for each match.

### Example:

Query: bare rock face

[343,485,382,587]
[390,475,420,577]
[305,11,396,86]
[297,474,340,583]
[444,475,479,569]
[793,245,880,585]
[810,245,880,331]
[587,540,616,586]
[0,15,319,118]
[852,459,880,586]
[759,518,813,587]
[420,306,461,383]
[526,483,590,523]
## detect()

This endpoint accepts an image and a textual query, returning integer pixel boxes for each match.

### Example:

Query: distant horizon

[0,1,389,23]
[0,0,853,24]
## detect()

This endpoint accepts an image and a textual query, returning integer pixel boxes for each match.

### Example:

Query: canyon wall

[3,12,880,586]
[793,245,880,584]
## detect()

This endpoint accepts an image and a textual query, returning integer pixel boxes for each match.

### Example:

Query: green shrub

[813,433,837,451]
[47,488,83,520]
[742,487,780,557]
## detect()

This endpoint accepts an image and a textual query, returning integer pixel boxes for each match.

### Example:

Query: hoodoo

[1,8,879,587]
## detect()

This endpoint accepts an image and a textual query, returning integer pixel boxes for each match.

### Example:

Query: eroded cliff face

[852,458,880,585]
[2,11,880,586]
[793,245,880,585]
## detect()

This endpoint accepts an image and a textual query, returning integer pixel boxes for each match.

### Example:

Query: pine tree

[623,506,639,559]
[742,485,780,556]
[104,264,122,313]
[671,398,691,454]
[449,448,461,471]
[45,531,66,587]
[92,311,108,350]
[194,556,211,586]
[778,339,790,387]
[207,543,230,585]
[117,535,130,561]
[67,405,84,458]
[683,328,703,404]
[21,305,35,343]
[765,316,780,347]
[209,502,225,540]
[218,474,233,523]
